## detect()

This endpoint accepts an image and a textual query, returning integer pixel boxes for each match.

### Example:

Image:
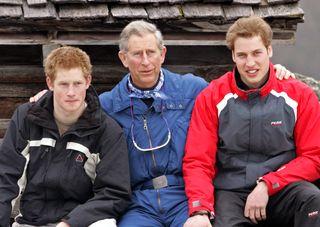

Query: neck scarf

[128,70,167,99]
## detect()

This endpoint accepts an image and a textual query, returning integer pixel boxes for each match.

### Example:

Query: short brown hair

[44,46,92,81]
[226,16,273,50]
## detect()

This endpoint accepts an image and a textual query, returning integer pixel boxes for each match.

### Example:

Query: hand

[56,222,70,227]
[29,89,48,102]
[244,181,269,224]
[183,215,212,227]
[274,64,295,80]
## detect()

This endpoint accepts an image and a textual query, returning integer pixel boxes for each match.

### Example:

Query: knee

[89,218,117,227]
[294,182,320,208]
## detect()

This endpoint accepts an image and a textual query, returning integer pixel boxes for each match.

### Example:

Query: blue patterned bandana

[128,70,167,99]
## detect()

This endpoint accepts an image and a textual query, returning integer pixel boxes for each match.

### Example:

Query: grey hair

[119,20,164,52]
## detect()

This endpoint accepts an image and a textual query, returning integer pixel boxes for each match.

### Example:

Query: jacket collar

[231,63,276,100]
[27,86,102,136]
[112,68,182,113]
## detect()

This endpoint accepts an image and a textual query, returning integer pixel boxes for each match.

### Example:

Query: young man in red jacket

[183,16,320,227]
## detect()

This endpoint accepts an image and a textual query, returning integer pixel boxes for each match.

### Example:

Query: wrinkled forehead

[127,33,160,51]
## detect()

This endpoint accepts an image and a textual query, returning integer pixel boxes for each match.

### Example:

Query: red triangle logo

[75,154,84,163]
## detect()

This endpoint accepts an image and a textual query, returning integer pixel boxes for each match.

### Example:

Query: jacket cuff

[259,175,284,196]
[188,199,214,216]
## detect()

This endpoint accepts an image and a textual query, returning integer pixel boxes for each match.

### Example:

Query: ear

[85,75,92,89]
[160,46,167,64]
[267,45,273,58]
[232,51,236,63]
[118,51,129,68]
[46,77,54,91]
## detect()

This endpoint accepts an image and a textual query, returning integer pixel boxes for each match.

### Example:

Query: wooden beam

[23,1,57,19]
[182,4,224,18]
[42,44,61,62]
[0,98,29,118]
[27,0,48,6]
[146,5,182,19]
[0,5,22,18]
[0,33,49,45]
[0,0,22,5]
[0,65,126,83]
[110,5,148,18]
[0,66,45,83]
[58,4,109,19]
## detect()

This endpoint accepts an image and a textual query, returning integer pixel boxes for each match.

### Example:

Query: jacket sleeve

[0,106,28,227]
[183,86,219,216]
[262,84,320,195]
[64,114,131,227]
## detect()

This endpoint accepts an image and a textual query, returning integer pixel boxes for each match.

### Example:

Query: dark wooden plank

[0,45,43,65]
[0,66,45,83]
[165,45,232,65]
[0,65,126,83]
[164,64,233,81]
[0,118,10,138]
[267,0,299,4]
[0,98,29,118]
[88,0,128,3]
[169,0,199,3]
[0,83,47,98]
[129,0,168,3]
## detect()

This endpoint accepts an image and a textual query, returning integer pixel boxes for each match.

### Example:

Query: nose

[141,52,150,65]
[67,85,76,96]
[246,55,255,67]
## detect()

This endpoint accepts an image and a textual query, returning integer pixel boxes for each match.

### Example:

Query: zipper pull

[40,147,49,159]
[143,118,148,130]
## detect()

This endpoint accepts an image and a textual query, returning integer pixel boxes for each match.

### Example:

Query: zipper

[143,117,153,148]
[142,116,157,167]
[143,116,163,210]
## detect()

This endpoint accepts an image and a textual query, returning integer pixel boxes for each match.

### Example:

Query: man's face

[46,67,91,115]
[119,33,166,89]
[232,36,273,89]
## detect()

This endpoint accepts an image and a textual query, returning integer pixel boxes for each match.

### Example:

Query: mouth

[246,69,259,77]
[140,68,154,74]
[66,100,78,103]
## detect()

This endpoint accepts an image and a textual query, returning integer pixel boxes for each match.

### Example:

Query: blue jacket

[99,68,207,191]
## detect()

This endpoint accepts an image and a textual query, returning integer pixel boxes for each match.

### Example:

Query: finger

[261,208,267,220]
[244,205,250,218]
[255,208,262,221]
[284,70,292,79]
[276,67,285,80]
[249,208,258,224]
[279,66,287,80]
[40,90,47,96]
